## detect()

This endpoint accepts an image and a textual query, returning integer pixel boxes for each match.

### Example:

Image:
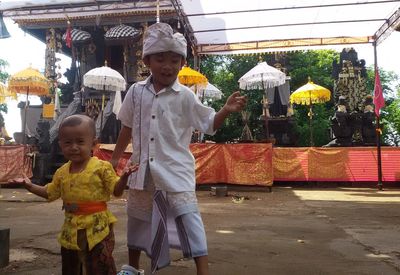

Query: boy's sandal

[117,264,145,275]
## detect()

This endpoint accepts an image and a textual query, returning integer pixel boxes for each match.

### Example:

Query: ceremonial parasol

[0,82,16,104]
[198,82,223,100]
[178,66,208,86]
[8,66,50,143]
[239,62,286,90]
[83,64,126,136]
[238,61,286,140]
[290,78,331,146]
[62,28,92,45]
[191,82,223,101]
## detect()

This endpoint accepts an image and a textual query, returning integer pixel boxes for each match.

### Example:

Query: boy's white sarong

[127,188,208,273]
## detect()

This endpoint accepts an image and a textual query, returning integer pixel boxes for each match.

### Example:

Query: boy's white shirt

[118,76,216,192]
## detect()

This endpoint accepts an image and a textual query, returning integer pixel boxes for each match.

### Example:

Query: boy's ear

[181,58,186,67]
[143,56,150,67]
[92,137,98,147]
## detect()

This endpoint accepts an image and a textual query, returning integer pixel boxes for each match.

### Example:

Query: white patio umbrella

[191,82,223,100]
[238,61,286,140]
[83,65,126,135]
[239,62,286,90]
[83,65,126,92]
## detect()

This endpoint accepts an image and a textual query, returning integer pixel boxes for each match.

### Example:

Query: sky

[1,17,400,137]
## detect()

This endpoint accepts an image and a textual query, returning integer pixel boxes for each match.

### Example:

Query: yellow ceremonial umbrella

[178,66,208,87]
[8,67,50,143]
[0,82,17,104]
[290,78,331,146]
[8,67,50,96]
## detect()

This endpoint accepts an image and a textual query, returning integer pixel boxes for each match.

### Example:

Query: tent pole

[374,41,383,191]
[262,74,269,140]
[309,89,313,146]
[23,87,29,144]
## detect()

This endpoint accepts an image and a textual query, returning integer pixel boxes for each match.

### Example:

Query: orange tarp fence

[0,145,33,183]
[94,143,273,186]
[273,147,400,182]
[94,144,400,184]
[191,143,273,186]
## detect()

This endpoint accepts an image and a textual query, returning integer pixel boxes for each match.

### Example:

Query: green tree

[195,51,399,146]
[365,67,400,145]
[196,51,339,144]
[0,59,10,120]
[200,55,263,142]
[286,50,338,146]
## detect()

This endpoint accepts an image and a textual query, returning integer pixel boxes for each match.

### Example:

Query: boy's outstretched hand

[213,91,248,131]
[224,91,247,113]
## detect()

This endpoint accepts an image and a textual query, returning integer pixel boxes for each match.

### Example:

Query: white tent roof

[174,0,400,54]
[2,0,399,55]
[0,0,175,27]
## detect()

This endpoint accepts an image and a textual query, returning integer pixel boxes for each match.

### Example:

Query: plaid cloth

[62,28,91,43]
[105,24,141,39]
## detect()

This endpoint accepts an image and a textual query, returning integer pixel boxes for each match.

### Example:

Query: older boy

[112,23,246,275]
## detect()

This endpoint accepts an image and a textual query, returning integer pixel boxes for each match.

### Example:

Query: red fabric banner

[373,70,385,117]
[0,145,33,183]
[94,143,273,186]
[94,144,400,184]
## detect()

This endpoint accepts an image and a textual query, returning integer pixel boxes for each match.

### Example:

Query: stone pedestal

[31,153,51,185]
[0,228,10,268]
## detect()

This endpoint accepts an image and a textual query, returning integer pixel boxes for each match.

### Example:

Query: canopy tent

[173,0,400,55]
[0,1,176,31]
[2,1,399,55]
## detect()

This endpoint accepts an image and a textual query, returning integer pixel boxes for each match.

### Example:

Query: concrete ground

[1,185,400,275]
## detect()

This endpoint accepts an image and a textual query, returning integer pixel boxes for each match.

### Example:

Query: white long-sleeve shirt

[118,77,216,192]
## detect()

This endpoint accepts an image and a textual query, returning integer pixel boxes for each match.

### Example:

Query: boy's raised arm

[214,91,247,131]
[110,125,132,169]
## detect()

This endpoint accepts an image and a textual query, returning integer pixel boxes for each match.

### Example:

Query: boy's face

[144,51,185,89]
[58,122,96,165]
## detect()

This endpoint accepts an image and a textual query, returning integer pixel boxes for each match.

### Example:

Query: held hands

[120,162,139,179]
[114,162,139,197]
[223,91,247,113]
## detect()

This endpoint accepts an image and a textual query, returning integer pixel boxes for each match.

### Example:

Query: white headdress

[142,23,187,58]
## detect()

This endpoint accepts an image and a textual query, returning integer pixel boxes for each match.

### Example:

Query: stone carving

[327,48,376,146]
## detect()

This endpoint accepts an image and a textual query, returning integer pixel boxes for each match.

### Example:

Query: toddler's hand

[8,175,32,188]
[121,162,139,178]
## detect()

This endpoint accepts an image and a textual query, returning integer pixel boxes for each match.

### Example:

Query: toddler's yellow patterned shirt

[47,157,119,250]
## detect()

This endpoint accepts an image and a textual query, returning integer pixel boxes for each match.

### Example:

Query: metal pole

[309,89,313,146]
[156,0,160,23]
[262,74,270,140]
[23,87,29,144]
[373,41,383,190]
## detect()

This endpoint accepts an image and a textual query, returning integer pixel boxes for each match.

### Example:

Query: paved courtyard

[1,185,400,274]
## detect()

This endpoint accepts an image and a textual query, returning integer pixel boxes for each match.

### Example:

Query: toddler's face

[58,123,95,164]
[145,51,185,89]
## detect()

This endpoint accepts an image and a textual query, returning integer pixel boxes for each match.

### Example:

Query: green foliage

[287,50,338,92]
[286,50,338,146]
[0,59,10,117]
[193,51,400,146]
[200,55,263,142]
[293,104,331,146]
[0,59,10,83]
[365,66,400,145]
